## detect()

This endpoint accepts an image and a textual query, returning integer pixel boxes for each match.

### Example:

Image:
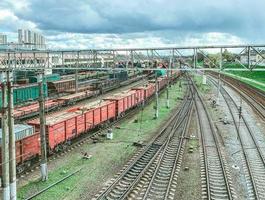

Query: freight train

[0,70,180,174]
[0,73,146,123]
[0,71,140,108]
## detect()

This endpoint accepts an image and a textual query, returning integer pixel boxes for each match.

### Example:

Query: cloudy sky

[0,0,264,49]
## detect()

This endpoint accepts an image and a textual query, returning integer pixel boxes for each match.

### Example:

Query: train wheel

[17,165,25,174]
[24,161,32,168]
[54,145,61,153]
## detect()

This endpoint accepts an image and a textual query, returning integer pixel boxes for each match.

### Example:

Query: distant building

[240,49,265,66]
[18,29,46,49]
[0,34,7,44]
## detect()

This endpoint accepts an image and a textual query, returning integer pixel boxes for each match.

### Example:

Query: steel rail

[95,81,191,200]
[142,92,193,200]
[209,72,265,121]
[121,84,193,200]
[192,80,234,200]
[209,77,265,199]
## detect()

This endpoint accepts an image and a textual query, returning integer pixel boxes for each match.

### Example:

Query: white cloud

[0,9,38,41]
[45,31,245,50]
[0,0,262,48]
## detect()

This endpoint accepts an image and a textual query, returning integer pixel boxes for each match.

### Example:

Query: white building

[240,50,265,66]
[0,34,7,44]
[18,29,46,49]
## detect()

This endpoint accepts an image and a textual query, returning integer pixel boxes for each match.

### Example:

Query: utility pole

[1,71,10,200]
[166,58,171,108]
[75,52,79,93]
[130,50,134,68]
[217,48,223,105]
[193,48,197,69]
[7,70,16,200]
[38,72,48,181]
[155,73,159,119]
[172,50,174,78]
[247,46,251,69]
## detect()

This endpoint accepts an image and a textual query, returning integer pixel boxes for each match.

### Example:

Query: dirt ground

[174,108,201,200]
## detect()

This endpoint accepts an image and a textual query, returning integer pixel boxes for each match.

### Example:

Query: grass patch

[18,80,186,200]
[192,73,211,93]
[223,63,265,91]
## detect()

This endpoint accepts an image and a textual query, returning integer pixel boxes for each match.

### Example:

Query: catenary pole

[1,72,10,200]
[39,72,48,181]
[7,70,16,200]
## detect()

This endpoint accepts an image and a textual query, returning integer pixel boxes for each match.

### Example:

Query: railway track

[208,77,265,200]
[125,93,193,200]
[209,72,265,120]
[94,80,193,200]
[193,80,236,200]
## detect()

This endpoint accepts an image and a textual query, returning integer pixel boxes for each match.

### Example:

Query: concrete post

[7,71,16,200]
[75,52,79,93]
[1,72,10,200]
[131,50,134,68]
[75,70,78,93]
[155,74,159,119]
[217,48,223,105]
[38,73,48,181]
[171,50,174,77]
[166,59,171,108]
[247,46,251,69]
[193,48,197,68]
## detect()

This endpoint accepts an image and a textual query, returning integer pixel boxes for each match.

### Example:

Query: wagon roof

[28,111,81,125]
[0,124,33,139]
[81,99,112,110]
[104,90,136,100]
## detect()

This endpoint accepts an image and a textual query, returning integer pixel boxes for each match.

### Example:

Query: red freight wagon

[131,87,145,104]
[0,125,40,174]
[82,100,116,125]
[15,133,41,164]
[28,111,81,150]
[145,83,156,98]
[0,133,40,174]
[157,77,167,90]
[12,100,64,119]
[28,100,116,151]
[57,90,99,104]
[104,90,137,116]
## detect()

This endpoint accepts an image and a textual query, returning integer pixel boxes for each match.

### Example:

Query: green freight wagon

[0,83,48,107]
[155,69,166,77]
[29,74,61,83]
